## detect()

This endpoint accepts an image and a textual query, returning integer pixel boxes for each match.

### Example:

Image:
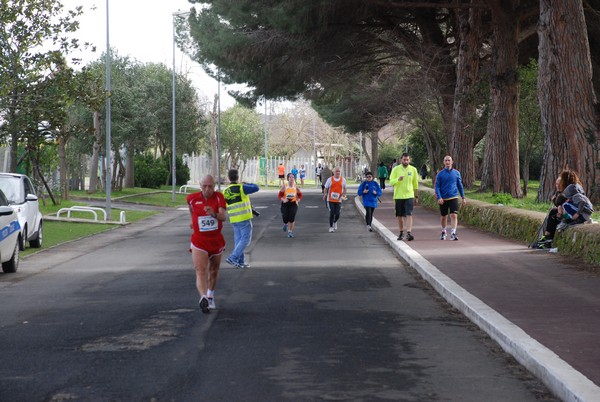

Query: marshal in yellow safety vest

[223,183,253,223]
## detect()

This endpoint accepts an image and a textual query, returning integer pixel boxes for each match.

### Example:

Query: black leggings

[329,202,341,226]
[545,207,560,238]
[281,202,298,224]
[379,178,386,189]
[365,207,375,226]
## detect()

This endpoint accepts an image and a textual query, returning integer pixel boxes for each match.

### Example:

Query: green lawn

[24,198,160,257]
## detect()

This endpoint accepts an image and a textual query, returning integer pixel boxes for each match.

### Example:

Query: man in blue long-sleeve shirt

[434,155,466,240]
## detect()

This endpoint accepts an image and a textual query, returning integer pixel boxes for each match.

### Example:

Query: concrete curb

[354,197,600,402]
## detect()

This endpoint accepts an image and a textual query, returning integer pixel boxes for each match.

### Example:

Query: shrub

[493,192,513,205]
[134,154,169,188]
[174,155,190,186]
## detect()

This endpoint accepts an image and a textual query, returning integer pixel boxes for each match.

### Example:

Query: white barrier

[179,184,201,193]
[56,206,108,221]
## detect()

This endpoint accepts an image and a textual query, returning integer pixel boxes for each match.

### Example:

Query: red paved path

[370,189,600,391]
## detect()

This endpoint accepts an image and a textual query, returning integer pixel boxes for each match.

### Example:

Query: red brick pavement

[363,189,600,400]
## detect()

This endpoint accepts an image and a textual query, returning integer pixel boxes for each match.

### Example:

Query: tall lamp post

[264,98,268,187]
[172,10,190,201]
[105,0,112,218]
[217,72,222,190]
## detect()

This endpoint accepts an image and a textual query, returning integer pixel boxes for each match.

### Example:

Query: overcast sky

[61,0,237,109]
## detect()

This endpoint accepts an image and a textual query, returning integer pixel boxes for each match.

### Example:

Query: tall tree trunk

[8,96,18,173]
[487,0,522,197]
[58,132,68,201]
[88,111,103,193]
[30,147,57,205]
[413,17,456,153]
[450,6,483,188]
[419,117,444,181]
[370,132,378,174]
[479,105,495,192]
[210,94,219,177]
[124,139,135,188]
[521,159,530,197]
[538,0,600,202]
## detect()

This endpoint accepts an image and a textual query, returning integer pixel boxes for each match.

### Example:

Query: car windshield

[0,178,22,204]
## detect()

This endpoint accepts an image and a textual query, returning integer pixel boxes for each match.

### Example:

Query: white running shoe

[329,227,335,233]
[207,297,216,310]
[333,222,338,230]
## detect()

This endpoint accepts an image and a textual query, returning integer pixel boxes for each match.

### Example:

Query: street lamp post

[264,98,268,187]
[172,10,190,201]
[105,0,112,219]
[313,113,317,188]
[217,72,222,191]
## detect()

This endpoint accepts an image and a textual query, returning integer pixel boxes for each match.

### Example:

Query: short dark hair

[228,169,239,182]
[401,152,410,158]
[365,171,373,176]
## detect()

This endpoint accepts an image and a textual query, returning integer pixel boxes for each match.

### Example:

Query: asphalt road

[0,188,556,401]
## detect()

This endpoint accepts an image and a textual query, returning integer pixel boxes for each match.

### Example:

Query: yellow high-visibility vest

[223,183,253,223]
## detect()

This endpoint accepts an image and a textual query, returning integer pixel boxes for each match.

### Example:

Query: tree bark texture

[124,139,135,188]
[479,110,495,192]
[538,0,600,202]
[487,0,522,197]
[58,135,68,201]
[370,132,378,174]
[450,5,483,188]
[410,18,457,156]
[8,93,18,173]
[88,111,102,193]
[210,94,219,177]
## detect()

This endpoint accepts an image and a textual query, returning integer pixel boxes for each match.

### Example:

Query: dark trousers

[379,177,386,189]
[329,202,341,227]
[365,207,375,226]
[545,208,560,238]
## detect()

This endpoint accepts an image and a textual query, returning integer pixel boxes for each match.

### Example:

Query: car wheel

[30,222,42,248]
[19,226,27,251]
[2,238,20,273]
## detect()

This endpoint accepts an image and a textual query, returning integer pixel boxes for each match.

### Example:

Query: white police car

[0,189,21,273]
[0,173,43,250]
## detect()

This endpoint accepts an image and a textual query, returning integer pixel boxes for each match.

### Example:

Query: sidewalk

[354,190,600,402]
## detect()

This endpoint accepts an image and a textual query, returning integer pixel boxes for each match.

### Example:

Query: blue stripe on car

[0,220,21,241]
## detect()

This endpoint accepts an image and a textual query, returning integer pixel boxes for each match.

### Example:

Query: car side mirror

[26,193,38,202]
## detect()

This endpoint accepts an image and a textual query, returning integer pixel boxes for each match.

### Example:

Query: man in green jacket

[389,153,419,241]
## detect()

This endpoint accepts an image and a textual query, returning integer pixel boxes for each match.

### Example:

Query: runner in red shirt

[187,175,227,313]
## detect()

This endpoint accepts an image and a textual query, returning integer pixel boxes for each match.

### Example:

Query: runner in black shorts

[434,155,466,240]
[389,153,419,241]
[395,198,415,219]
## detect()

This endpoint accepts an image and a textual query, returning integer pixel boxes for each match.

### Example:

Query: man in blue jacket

[434,155,466,240]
